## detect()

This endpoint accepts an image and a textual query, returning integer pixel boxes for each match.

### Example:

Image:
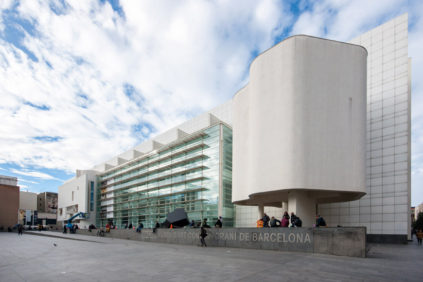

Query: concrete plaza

[0,231,422,282]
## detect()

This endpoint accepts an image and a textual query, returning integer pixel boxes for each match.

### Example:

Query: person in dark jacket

[290,212,302,227]
[215,217,223,228]
[199,227,207,247]
[315,215,327,227]
[262,213,270,228]
[270,216,281,227]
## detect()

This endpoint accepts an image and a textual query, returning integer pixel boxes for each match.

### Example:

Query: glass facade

[96,123,233,228]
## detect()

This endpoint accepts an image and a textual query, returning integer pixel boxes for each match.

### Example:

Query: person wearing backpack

[316,215,327,227]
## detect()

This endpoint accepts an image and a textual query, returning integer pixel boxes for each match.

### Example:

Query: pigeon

[53,243,57,247]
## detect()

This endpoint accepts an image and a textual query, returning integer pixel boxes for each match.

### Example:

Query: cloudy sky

[0,0,422,205]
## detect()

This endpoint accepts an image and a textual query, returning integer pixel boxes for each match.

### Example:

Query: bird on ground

[53,243,57,247]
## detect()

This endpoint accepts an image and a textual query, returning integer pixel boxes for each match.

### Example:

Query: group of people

[189,217,223,229]
[63,223,79,234]
[257,213,327,228]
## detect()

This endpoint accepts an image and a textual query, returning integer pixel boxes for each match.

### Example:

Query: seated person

[270,216,281,227]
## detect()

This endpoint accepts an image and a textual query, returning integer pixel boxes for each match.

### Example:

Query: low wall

[76,227,366,258]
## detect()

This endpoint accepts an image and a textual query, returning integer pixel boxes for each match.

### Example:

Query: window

[89,181,94,212]
[59,208,62,216]
[72,191,74,201]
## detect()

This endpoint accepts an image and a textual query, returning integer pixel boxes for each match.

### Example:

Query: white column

[258,205,264,218]
[287,191,316,227]
[281,202,288,213]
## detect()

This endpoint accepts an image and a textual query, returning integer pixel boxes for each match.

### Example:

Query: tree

[413,212,423,230]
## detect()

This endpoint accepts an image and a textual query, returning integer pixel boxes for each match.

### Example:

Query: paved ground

[1,231,423,282]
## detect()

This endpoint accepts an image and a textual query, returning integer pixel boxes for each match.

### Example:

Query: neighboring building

[18,191,37,225]
[37,192,58,225]
[20,191,37,210]
[57,170,97,228]
[58,14,411,241]
[0,175,19,229]
[37,192,58,213]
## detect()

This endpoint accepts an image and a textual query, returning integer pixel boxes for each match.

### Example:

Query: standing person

[262,213,270,228]
[190,220,195,228]
[281,212,290,227]
[215,216,223,228]
[199,227,208,247]
[136,222,143,233]
[417,229,423,246]
[63,224,67,234]
[270,216,281,227]
[18,224,23,235]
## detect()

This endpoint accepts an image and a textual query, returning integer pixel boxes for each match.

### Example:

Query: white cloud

[18,178,39,184]
[10,168,60,181]
[0,0,291,172]
[290,0,408,40]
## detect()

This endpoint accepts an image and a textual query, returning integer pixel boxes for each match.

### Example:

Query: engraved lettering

[264,233,270,242]
[304,233,311,244]
[297,233,303,243]
[258,233,264,241]
[288,233,295,243]
[270,233,276,242]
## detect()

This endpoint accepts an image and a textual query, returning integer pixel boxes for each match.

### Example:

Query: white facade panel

[318,14,411,238]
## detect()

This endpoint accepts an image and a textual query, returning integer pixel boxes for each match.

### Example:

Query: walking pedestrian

[18,224,23,235]
[199,227,208,247]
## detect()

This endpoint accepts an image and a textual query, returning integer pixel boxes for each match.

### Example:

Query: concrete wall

[76,227,366,258]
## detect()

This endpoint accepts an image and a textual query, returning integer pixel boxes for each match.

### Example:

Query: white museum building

[58,14,411,242]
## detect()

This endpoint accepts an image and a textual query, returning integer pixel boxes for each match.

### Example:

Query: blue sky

[0,0,422,206]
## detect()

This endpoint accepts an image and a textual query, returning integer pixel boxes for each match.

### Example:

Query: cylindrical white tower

[232,35,367,226]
